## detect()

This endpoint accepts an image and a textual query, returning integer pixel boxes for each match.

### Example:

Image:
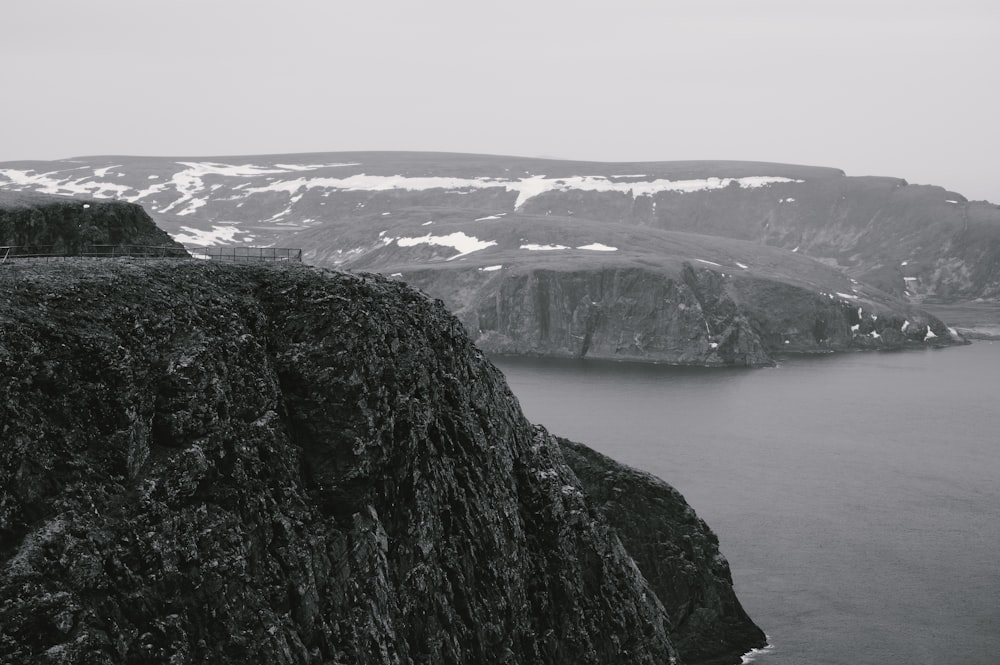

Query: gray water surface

[494,343,1000,665]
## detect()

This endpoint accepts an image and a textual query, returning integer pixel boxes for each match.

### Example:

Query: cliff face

[559,439,766,665]
[0,191,180,254]
[0,261,762,664]
[405,263,959,367]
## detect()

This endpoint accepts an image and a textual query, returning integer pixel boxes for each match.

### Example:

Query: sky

[2,0,998,202]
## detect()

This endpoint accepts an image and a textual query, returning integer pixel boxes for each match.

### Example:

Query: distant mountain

[1,152,979,364]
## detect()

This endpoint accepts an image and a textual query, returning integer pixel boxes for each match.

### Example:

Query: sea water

[493,343,1000,665]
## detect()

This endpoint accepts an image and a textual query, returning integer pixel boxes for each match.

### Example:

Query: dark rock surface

[0,261,762,664]
[0,190,180,255]
[404,262,960,367]
[559,439,766,665]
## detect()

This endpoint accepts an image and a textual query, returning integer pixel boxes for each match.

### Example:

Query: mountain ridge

[1,152,984,364]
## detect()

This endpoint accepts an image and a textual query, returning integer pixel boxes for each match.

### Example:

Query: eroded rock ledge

[0,261,762,664]
[0,190,179,254]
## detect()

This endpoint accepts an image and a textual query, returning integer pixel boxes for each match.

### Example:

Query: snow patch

[735,262,749,269]
[0,167,138,199]
[93,165,121,177]
[397,232,496,260]
[422,221,434,226]
[521,243,568,251]
[171,225,248,246]
[902,320,910,332]
[836,292,858,300]
[176,198,207,216]
[239,172,804,210]
[576,243,617,251]
[273,162,360,171]
[479,264,503,272]
[475,213,506,221]
[695,259,722,267]
[924,327,937,341]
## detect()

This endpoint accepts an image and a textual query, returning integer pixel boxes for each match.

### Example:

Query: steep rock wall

[405,264,958,367]
[0,262,762,665]
[0,191,180,255]
[559,439,766,665]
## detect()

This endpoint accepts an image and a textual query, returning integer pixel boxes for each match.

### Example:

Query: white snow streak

[396,232,496,260]
[241,173,803,209]
[576,243,617,251]
[521,243,568,251]
[171,225,248,246]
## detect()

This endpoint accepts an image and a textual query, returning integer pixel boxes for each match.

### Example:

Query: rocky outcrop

[404,263,961,367]
[558,439,766,665]
[0,261,762,664]
[0,190,181,255]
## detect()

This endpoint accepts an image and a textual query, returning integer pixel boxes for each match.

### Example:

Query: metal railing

[188,246,302,262]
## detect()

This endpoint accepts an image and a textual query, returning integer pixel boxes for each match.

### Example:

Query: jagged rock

[559,439,766,665]
[0,261,762,664]
[402,262,959,367]
[0,190,181,255]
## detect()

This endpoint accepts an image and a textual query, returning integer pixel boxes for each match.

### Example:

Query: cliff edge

[0,261,763,664]
[0,190,181,255]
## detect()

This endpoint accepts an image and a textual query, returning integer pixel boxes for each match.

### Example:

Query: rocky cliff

[558,439,766,665]
[0,261,763,664]
[402,261,959,367]
[0,190,181,255]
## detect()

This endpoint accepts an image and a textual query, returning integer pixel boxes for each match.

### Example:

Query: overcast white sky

[2,0,998,201]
